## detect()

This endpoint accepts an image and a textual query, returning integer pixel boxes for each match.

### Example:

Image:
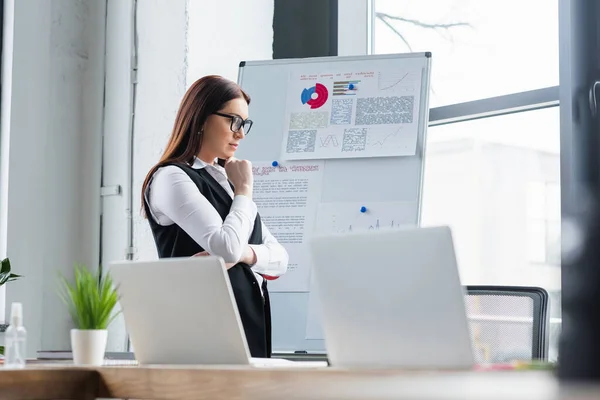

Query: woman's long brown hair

[140,75,250,217]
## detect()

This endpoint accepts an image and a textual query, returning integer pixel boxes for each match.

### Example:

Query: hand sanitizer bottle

[4,302,27,368]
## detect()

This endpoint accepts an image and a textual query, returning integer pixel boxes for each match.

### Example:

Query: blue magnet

[272,161,279,167]
[348,83,355,90]
[360,206,367,213]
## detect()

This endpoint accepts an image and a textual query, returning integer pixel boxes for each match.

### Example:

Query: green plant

[58,264,121,330]
[0,258,22,286]
[0,258,21,357]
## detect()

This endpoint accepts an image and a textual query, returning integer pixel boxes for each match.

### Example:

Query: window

[526,181,561,265]
[547,290,562,362]
[363,0,562,361]
[419,107,561,360]
[373,0,559,106]
[421,107,560,287]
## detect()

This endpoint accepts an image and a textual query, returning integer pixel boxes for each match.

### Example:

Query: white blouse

[145,157,288,294]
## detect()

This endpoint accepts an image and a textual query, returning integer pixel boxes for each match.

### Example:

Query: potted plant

[0,258,21,287]
[58,264,120,365]
[0,258,22,356]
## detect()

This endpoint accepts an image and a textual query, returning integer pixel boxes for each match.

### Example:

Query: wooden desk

[1,365,600,400]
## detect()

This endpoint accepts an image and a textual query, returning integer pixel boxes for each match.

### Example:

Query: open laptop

[109,257,326,368]
[308,225,475,369]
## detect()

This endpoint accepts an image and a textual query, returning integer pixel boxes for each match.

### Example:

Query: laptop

[109,257,326,368]
[308,225,475,369]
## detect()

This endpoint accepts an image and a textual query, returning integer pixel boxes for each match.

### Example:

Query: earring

[198,130,203,135]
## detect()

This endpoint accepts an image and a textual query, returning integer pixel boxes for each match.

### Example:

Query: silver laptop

[109,257,326,367]
[308,225,475,369]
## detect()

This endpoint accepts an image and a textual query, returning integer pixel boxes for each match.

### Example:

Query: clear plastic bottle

[4,302,27,368]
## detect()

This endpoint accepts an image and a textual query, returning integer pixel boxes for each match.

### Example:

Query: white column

[101,0,134,352]
[337,0,372,56]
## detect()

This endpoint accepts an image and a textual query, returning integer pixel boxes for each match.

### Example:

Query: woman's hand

[224,158,253,197]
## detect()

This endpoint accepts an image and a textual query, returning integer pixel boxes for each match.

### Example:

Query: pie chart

[301,83,329,109]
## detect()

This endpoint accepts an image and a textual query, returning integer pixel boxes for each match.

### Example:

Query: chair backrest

[464,286,549,363]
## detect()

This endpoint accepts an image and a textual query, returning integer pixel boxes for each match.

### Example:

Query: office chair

[464,286,549,363]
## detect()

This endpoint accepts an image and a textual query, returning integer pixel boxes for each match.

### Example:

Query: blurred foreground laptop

[309,225,475,369]
[110,257,326,368]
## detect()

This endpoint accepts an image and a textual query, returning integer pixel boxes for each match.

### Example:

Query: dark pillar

[558,0,600,380]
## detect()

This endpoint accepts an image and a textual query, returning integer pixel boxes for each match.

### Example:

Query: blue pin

[272,161,279,167]
[348,83,355,90]
[360,206,367,213]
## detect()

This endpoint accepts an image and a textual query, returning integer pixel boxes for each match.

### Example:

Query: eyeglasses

[213,112,253,135]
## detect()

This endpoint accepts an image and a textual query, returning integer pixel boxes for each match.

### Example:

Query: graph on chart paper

[366,126,412,150]
[315,201,419,234]
[319,134,340,148]
[281,66,423,161]
[377,71,420,93]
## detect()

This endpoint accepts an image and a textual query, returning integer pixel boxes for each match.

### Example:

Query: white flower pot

[70,329,108,366]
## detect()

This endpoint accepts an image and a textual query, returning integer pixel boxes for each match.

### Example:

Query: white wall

[0,0,105,356]
[186,0,274,83]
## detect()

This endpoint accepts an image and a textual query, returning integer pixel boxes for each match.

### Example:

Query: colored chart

[301,83,329,109]
[333,80,360,96]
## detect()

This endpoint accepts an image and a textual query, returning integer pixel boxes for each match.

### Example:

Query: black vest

[144,163,272,358]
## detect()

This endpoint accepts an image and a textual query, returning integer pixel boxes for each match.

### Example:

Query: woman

[141,75,289,358]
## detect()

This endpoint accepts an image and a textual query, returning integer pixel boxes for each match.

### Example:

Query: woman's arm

[190,221,289,277]
[247,222,289,279]
[148,166,256,264]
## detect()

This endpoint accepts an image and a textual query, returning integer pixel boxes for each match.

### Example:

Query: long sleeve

[147,165,257,264]
[249,222,289,279]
